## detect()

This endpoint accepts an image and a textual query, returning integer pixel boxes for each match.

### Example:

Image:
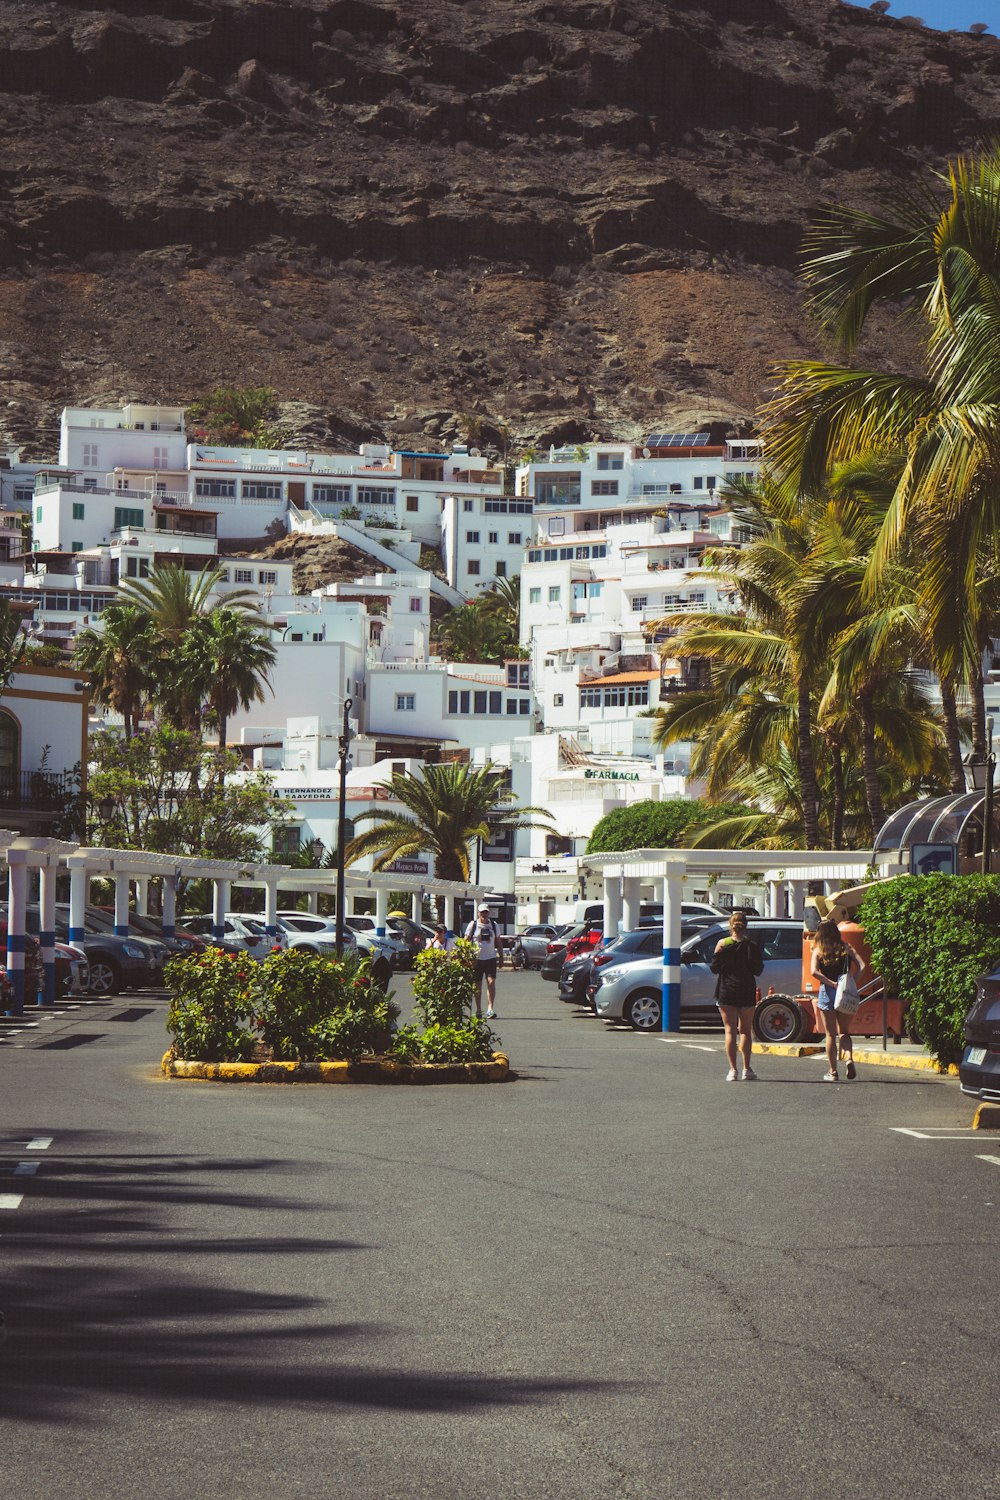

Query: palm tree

[73,603,157,738]
[118,562,260,644]
[434,603,507,664]
[0,597,26,701]
[187,607,277,750]
[345,761,554,884]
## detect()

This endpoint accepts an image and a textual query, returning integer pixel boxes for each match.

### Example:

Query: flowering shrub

[252,947,397,1061]
[390,942,498,1062]
[417,1019,497,1064]
[165,947,255,1061]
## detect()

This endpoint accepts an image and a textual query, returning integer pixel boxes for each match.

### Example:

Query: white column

[622,875,641,933]
[114,872,130,936]
[604,874,622,943]
[307,888,319,915]
[135,876,150,917]
[444,895,456,940]
[212,878,230,942]
[661,867,684,1033]
[161,876,177,939]
[6,851,29,1015]
[767,879,783,918]
[39,860,57,1007]
[375,885,389,937]
[264,881,279,941]
[787,880,806,919]
[411,889,423,923]
[68,860,88,945]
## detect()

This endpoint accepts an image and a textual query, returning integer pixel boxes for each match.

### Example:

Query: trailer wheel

[753,995,803,1044]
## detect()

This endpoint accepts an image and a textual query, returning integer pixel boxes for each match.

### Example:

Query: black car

[959,966,1000,1101]
[13,906,166,996]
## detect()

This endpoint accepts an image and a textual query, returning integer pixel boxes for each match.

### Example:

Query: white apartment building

[440,484,534,597]
[366,658,536,750]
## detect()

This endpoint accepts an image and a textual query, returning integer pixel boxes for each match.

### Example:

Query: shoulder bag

[834,967,861,1016]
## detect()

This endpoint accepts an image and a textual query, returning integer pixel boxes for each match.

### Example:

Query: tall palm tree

[119,563,259,644]
[187,607,277,750]
[73,603,157,738]
[345,761,554,883]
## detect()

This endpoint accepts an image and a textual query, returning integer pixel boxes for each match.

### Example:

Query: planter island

[161,1051,511,1084]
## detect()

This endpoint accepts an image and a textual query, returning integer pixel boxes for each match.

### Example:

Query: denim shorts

[816,982,838,1013]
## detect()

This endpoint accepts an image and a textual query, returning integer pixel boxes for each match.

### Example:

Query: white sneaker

[726,1068,738,1082]
[742,1066,757,1082]
[822,1071,839,1082]
[486,1008,496,1019]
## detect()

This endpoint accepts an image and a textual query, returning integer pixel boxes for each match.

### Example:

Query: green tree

[74,603,157,739]
[187,385,289,449]
[586,798,749,854]
[345,761,554,882]
[0,597,27,696]
[185,607,277,750]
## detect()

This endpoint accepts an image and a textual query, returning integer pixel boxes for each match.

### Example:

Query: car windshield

[241,919,267,936]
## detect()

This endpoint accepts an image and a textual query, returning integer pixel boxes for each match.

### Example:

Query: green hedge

[859,874,1000,1064]
[586,798,747,854]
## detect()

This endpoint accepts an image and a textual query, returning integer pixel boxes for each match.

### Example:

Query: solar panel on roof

[643,432,709,448]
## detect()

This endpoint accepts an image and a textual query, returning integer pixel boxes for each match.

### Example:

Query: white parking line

[12,1163,38,1177]
[683,1044,719,1053]
[26,1137,53,1150]
[976,1155,1000,1168]
[0,1195,23,1210]
[892,1127,983,1140]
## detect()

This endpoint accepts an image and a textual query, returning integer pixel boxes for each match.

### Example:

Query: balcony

[0,768,78,812]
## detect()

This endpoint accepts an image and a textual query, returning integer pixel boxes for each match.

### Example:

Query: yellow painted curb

[161,1050,511,1084]
[754,1042,825,1058]
[753,1042,955,1074]
[972,1103,1000,1131]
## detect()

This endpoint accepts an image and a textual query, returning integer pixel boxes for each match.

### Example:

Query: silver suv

[590,919,803,1031]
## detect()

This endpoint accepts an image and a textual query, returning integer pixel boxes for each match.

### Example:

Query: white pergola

[1,837,492,1016]
[582,847,875,1032]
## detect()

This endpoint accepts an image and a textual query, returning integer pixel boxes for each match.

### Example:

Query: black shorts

[475,958,498,979]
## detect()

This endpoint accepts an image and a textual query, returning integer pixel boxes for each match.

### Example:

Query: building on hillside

[0,663,87,837]
[0,448,41,513]
[366,658,536,750]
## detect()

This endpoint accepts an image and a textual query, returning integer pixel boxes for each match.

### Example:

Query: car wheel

[88,958,120,996]
[752,995,803,1044]
[624,990,662,1031]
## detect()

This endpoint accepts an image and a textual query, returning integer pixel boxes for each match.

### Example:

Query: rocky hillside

[1,1,998,459]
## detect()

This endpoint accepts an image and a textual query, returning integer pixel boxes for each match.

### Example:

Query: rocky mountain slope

[1,0,998,459]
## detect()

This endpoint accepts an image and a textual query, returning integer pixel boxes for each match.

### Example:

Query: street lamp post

[966,717,997,875]
[335,697,353,956]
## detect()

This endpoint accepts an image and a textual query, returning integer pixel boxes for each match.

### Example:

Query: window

[466,531,480,543]
[313,484,352,505]
[548,586,560,603]
[506,700,518,715]
[631,595,648,611]
[125,556,150,579]
[406,495,419,512]
[35,506,42,523]
[529,587,541,604]
[553,693,564,707]
[485,499,532,514]
[409,596,422,613]
[273,826,301,861]
[592,544,607,558]
[235,568,253,584]
[459,691,470,714]
[506,663,530,686]
[591,480,619,496]
[495,561,506,577]
[71,541,83,553]
[152,446,169,470]
[488,531,498,544]
[596,453,624,470]
[508,532,522,545]
[463,500,474,512]
[216,569,229,582]
[519,699,530,715]
[258,570,277,585]
[580,687,601,708]
[72,502,85,520]
[468,560,480,576]
[627,684,649,706]
[14,486,32,505]
[83,478,98,492]
[113,506,144,530]
[243,482,283,500]
[196,478,236,498]
[489,691,501,713]
[357,486,395,507]
[536,475,581,506]
[474,691,487,713]
[82,443,99,466]
[395,693,416,711]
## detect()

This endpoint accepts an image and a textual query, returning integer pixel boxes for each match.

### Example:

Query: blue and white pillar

[6,850,29,1016]
[114,871,130,937]
[444,894,456,942]
[264,880,279,945]
[375,885,388,939]
[661,868,683,1033]
[604,875,622,944]
[622,875,641,934]
[38,858,57,1007]
[68,861,87,946]
[212,878,230,944]
[161,875,177,940]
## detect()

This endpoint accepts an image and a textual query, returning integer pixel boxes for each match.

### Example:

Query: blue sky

[843,2,995,31]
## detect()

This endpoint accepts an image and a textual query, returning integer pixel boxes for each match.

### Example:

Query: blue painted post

[444,894,456,942]
[212,878,230,944]
[161,876,177,940]
[39,860,56,1007]
[375,885,388,939]
[661,870,683,1033]
[68,863,87,946]
[604,874,622,945]
[114,872,130,937]
[264,880,279,945]
[6,854,28,1016]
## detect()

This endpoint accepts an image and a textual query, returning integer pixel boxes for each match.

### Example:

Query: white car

[276,911,358,955]
[183,914,288,962]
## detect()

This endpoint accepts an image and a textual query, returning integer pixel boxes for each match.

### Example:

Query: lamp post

[966,718,997,875]
[335,697,353,956]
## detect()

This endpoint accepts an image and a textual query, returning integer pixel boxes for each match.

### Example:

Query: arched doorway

[0,708,20,803]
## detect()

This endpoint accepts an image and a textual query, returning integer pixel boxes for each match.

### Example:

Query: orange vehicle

[752,882,910,1045]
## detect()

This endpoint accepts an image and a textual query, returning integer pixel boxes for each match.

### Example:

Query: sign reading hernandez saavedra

[584,769,641,782]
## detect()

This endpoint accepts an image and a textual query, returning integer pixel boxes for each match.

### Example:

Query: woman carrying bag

[810,918,865,1082]
[710,911,764,1082]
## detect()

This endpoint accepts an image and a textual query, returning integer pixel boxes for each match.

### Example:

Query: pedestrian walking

[810,918,864,1081]
[429,924,449,951]
[710,911,764,1081]
[464,904,500,1019]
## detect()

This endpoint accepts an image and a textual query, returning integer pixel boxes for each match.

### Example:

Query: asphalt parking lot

[1,969,996,1500]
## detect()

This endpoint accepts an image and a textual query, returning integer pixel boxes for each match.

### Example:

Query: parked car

[558,926,702,1006]
[511,924,572,969]
[386,914,427,966]
[959,966,1000,1101]
[84,905,208,961]
[275,912,359,955]
[541,923,603,981]
[181,914,287,962]
[589,919,804,1031]
[54,942,90,999]
[7,905,165,996]
[343,916,410,969]
[0,920,44,1001]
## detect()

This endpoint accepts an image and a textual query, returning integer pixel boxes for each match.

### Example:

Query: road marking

[683,1044,719,1052]
[892,1127,983,1140]
[12,1163,38,1177]
[976,1155,1000,1168]
[0,1195,23,1210]
[26,1137,53,1151]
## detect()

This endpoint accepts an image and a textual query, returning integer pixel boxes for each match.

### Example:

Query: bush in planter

[394,942,498,1062]
[165,947,256,1061]
[252,947,398,1061]
[418,1019,497,1063]
[860,874,1000,1065]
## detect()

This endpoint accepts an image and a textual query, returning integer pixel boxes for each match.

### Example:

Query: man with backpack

[464,904,500,1019]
